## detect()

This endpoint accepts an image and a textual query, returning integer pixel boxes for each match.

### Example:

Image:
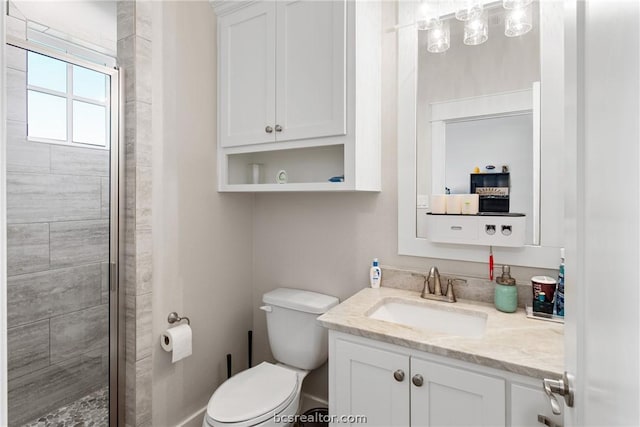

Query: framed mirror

[398,0,565,268]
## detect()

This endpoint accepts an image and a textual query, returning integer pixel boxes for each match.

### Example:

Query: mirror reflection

[415,1,541,245]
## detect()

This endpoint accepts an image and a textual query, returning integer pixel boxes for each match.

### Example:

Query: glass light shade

[427,20,450,53]
[502,0,533,10]
[504,4,533,37]
[455,0,483,21]
[464,11,488,45]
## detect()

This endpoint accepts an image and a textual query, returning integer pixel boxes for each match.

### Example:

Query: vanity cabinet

[214,0,381,191]
[329,331,563,427]
[333,336,504,426]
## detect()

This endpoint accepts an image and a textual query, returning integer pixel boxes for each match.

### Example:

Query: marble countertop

[317,287,564,379]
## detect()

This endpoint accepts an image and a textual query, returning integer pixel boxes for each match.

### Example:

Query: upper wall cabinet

[219,1,345,147]
[214,0,381,192]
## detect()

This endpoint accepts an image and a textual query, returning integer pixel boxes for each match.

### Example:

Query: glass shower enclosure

[4,39,120,426]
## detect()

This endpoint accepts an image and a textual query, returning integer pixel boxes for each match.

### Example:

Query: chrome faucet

[421,267,464,303]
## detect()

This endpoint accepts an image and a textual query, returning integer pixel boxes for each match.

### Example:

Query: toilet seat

[206,362,299,427]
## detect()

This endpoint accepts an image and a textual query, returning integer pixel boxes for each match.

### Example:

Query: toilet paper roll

[430,195,447,214]
[161,324,192,363]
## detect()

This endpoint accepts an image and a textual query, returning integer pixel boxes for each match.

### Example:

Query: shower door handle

[110,262,117,292]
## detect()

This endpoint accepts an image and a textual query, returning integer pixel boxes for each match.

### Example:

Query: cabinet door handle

[265,126,273,133]
[412,374,424,387]
[275,124,283,132]
[393,369,405,382]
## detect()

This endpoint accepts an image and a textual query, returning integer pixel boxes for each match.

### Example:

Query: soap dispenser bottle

[495,265,518,313]
[370,258,382,288]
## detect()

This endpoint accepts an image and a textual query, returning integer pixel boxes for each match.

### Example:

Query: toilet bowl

[202,288,339,427]
[203,362,307,427]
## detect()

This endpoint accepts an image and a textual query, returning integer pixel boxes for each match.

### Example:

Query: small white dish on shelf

[276,170,288,184]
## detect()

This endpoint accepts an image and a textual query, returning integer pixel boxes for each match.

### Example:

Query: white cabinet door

[334,338,410,427]
[410,358,506,427]
[275,0,346,142]
[219,2,276,147]
[511,382,563,427]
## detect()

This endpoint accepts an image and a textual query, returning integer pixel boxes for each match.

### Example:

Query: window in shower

[27,51,110,148]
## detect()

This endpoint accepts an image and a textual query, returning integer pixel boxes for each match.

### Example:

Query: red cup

[531,276,557,303]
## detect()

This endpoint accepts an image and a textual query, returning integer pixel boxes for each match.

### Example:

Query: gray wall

[150,2,253,426]
[5,45,109,425]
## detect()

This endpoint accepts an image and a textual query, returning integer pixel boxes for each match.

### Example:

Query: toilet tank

[261,288,339,370]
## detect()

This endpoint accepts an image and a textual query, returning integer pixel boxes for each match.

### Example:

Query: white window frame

[27,51,111,150]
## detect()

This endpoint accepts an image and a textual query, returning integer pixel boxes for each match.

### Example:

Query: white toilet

[203,288,339,427]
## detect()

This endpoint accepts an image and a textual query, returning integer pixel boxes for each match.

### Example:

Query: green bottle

[495,265,518,313]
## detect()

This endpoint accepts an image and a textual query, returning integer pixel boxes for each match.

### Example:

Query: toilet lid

[207,362,298,425]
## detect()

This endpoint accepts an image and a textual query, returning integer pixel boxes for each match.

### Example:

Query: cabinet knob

[393,369,405,382]
[412,374,424,387]
[265,126,273,133]
[275,124,283,132]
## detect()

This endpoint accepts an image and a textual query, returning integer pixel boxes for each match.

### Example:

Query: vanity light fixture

[418,0,535,53]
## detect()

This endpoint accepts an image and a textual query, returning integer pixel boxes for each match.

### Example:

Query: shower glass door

[5,41,119,426]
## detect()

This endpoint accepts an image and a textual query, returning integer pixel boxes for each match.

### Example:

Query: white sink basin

[367,299,487,338]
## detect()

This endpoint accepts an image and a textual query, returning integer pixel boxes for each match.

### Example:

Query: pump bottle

[370,259,382,288]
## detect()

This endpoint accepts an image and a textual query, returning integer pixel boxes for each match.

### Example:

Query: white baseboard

[177,406,207,427]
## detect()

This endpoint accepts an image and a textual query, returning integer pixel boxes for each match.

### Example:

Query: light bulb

[505,3,532,37]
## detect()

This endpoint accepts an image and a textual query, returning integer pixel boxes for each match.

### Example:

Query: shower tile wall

[5,45,109,426]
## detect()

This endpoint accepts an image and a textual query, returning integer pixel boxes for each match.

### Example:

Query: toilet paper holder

[167,312,190,325]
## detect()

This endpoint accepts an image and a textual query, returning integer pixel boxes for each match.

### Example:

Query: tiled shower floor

[22,387,108,427]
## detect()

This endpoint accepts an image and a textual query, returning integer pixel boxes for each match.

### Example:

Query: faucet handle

[445,278,467,303]
[445,279,456,302]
